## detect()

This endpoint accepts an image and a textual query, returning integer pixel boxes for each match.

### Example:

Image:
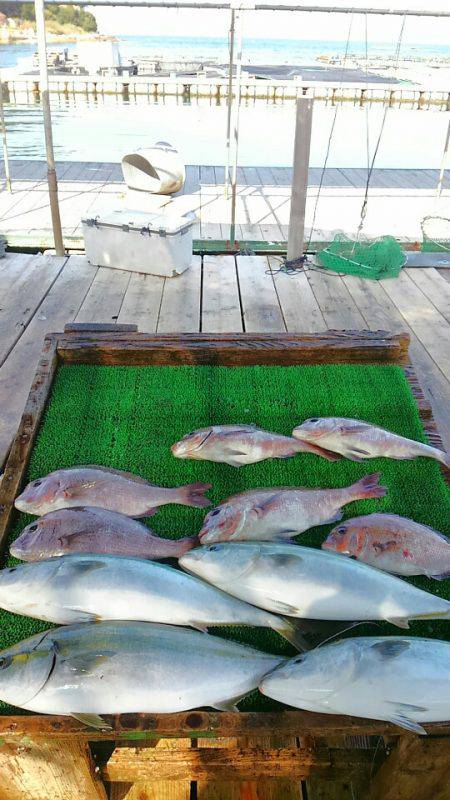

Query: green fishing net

[316,233,406,279]
[421,216,450,253]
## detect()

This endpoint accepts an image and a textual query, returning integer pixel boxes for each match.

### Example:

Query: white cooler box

[82,209,196,277]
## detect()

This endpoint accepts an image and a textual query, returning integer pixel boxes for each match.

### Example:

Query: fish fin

[338,423,373,435]
[371,640,411,659]
[190,622,209,633]
[385,617,410,629]
[428,571,450,581]
[266,598,300,615]
[388,701,428,714]
[61,558,106,575]
[387,714,427,735]
[71,712,112,731]
[272,617,361,652]
[76,465,151,485]
[274,530,302,540]
[61,608,103,623]
[177,482,213,509]
[212,693,248,712]
[350,472,387,500]
[132,508,159,518]
[252,494,283,517]
[269,553,303,569]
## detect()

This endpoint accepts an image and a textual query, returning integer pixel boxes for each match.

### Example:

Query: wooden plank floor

[0,252,449,469]
[1,162,449,247]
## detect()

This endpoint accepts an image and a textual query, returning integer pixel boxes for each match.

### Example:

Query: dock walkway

[0,251,449,469]
[1,161,449,247]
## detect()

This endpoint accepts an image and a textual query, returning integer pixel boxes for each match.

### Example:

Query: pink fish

[10,507,198,562]
[171,424,341,467]
[293,417,450,466]
[199,473,386,543]
[323,513,450,579]
[15,466,212,517]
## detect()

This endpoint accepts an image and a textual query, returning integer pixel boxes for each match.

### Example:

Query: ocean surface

[2,35,450,69]
[1,36,449,168]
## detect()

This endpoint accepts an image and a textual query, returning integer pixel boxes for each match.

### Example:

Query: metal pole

[436,117,450,199]
[224,8,235,198]
[40,1,450,16]
[287,96,314,263]
[229,9,243,246]
[35,0,64,255]
[0,73,11,193]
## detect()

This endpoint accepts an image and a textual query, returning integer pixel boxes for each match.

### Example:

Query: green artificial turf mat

[1,363,449,715]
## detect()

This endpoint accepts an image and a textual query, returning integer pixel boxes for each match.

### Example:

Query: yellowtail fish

[14,466,212,517]
[292,417,450,465]
[199,473,387,543]
[260,636,450,735]
[171,424,340,467]
[0,621,286,728]
[180,542,450,628]
[10,507,198,562]
[323,513,450,579]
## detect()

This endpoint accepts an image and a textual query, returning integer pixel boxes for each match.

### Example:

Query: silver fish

[0,554,305,648]
[260,636,450,735]
[14,465,212,517]
[292,417,450,465]
[180,542,450,628]
[0,621,285,727]
[199,473,386,543]
[10,507,198,562]
[323,513,450,579]
[171,424,340,467]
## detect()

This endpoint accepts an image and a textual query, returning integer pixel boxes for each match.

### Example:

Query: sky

[90,1,450,44]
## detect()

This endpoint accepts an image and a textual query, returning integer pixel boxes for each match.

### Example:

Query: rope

[356,13,406,237]
[305,12,354,253]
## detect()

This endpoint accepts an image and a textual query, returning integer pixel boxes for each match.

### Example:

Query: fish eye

[32,480,42,487]
[308,418,319,423]
[292,655,304,665]
[335,526,347,535]
[209,545,221,552]
[0,656,12,670]
[28,524,38,532]
[210,509,221,517]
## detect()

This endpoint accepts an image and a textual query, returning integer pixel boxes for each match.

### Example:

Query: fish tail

[350,472,387,500]
[294,440,342,462]
[176,535,200,556]
[435,449,450,468]
[176,482,213,508]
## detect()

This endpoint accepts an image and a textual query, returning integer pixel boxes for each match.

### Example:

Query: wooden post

[0,71,11,192]
[287,96,314,263]
[34,0,65,256]
[229,9,243,246]
[224,7,236,198]
[365,736,450,800]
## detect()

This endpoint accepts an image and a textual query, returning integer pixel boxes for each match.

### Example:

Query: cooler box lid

[82,209,196,236]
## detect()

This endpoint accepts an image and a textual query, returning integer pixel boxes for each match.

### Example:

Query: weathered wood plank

[0,254,67,367]
[75,265,131,324]
[0,737,106,800]
[201,255,242,332]
[157,257,202,332]
[405,267,450,322]
[381,270,450,380]
[0,255,97,468]
[196,737,242,800]
[103,744,329,782]
[365,736,450,800]
[267,257,327,333]
[117,272,166,331]
[343,274,450,450]
[306,269,367,329]
[108,739,192,800]
[236,255,286,332]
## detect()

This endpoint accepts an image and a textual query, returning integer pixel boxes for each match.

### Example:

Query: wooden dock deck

[1,161,449,248]
[0,251,449,470]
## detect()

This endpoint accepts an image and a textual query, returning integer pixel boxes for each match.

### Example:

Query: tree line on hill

[0,3,97,32]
